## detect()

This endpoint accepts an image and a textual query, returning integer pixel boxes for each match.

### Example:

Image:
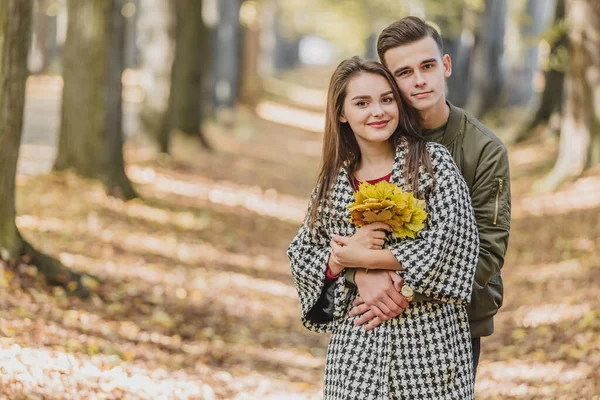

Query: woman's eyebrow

[351,95,372,100]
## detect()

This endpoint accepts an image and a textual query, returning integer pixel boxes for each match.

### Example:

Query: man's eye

[423,64,433,69]
[398,70,409,76]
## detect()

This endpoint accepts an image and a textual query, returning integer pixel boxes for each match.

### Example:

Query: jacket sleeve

[470,142,511,289]
[287,197,356,333]
[389,144,479,304]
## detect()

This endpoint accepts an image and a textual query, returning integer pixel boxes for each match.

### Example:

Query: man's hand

[349,270,407,330]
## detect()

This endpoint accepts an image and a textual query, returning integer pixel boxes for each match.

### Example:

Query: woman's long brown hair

[307,56,434,229]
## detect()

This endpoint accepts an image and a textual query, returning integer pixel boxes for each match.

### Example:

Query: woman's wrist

[328,255,344,276]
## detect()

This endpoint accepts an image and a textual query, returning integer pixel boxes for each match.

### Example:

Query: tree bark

[514,0,567,142]
[436,8,474,108]
[213,0,241,110]
[538,0,600,191]
[464,0,508,118]
[238,4,262,107]
[0,0,85,293]
[160,0,211,152]
[54,0,136,199]
[505,0,556,107]
[137,0,176,150]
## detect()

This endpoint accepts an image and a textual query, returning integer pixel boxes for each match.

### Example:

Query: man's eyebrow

[393,58,438,75]
[421,58,438,65]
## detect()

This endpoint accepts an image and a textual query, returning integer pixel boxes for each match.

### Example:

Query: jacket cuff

[345,268,357,288]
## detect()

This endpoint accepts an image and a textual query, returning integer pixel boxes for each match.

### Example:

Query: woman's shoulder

[424,142,455,168]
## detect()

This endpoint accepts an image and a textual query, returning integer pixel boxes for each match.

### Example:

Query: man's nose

[414,70,427,87]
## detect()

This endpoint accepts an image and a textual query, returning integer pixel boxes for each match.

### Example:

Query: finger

[372,231,387,240]
[388,272,404,292]
[364,316,383,331]
[354,310,375,326]
[348,303,370,317]
[383,291,407,315]
[374,299,392,316]
[352,297,366,307]
[366,222,392,232]
[332,235,350,245]
[371,239,385,248]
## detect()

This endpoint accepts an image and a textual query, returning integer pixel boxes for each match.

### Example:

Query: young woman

[287,56,479,399]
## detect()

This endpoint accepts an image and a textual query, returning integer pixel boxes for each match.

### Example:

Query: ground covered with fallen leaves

[2,106,599,399]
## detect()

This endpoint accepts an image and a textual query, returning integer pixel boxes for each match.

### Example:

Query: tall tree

[137,0,176,148]
[464,0,509,118]
[514,0,567,142]
[213,0,241,110]
[159,0,212,153]
[238,0,262,106]
[504,0,555,108]
[54,0,136,199]
[0,0,84,292]
[538,0,600,191]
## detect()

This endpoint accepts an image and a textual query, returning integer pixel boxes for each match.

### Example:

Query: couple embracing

[288,16,511,399]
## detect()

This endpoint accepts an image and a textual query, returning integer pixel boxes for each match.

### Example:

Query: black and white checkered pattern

[288,141,479,399]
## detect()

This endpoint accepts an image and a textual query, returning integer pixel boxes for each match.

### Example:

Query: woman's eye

[356,101,367,107]
[382,97,394,103]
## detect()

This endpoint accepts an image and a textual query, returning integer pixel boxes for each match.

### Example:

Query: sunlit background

[1,0,599,399]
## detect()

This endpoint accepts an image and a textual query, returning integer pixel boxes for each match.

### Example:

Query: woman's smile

[368,120,390,129]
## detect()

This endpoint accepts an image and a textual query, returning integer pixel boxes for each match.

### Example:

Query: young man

[345,16,511,376]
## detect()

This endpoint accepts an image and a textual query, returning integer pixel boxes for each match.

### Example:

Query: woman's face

[340,72,399,148]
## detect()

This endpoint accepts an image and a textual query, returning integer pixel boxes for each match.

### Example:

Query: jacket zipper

[493,178,503,225]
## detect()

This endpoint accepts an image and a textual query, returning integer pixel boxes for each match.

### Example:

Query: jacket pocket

[467,273,503,321]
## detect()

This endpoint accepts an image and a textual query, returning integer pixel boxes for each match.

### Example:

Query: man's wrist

[345,268,356,288]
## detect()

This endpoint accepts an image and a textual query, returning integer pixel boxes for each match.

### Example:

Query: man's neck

[420,101,450,130]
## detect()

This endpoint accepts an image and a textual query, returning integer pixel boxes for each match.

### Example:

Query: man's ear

[443,54,452,78]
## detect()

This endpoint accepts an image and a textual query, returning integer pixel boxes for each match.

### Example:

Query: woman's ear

[339,113,347,123]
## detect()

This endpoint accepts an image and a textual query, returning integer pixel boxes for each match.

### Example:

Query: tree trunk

[464,0,508,118]
[238,1,262,107]
[514,0,567,142]
[213,0,241,110]
[137,0,176,150]
[505,0,556,107]
[0,0,85,293]
[538,0,600,191]
[436,8,474,108]
[161,0,211,152]
[54,0,136,199]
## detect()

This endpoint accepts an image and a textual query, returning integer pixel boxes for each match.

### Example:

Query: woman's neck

[355,142,395,181]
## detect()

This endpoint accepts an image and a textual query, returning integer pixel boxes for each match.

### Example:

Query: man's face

[383,36,451,113]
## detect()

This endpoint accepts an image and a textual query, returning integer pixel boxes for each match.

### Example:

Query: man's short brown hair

[377,16,444,66]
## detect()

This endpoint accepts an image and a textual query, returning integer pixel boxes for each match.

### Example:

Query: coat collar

[438,101,465,147]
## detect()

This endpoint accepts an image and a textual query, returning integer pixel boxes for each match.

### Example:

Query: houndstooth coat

[288,141,479,400]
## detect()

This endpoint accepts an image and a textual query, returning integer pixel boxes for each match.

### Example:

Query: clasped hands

[328,222,409,331]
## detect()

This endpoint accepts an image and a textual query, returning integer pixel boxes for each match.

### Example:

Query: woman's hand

[330,235,371,268]
[334,222,391,249]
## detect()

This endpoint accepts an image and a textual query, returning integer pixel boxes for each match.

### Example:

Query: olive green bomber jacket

[437,102,511,337]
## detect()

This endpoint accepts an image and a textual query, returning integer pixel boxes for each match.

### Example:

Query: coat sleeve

[389,144,479,304]
[287,196,356,333]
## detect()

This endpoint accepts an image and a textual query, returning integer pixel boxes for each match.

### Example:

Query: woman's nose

[371,103,384,116]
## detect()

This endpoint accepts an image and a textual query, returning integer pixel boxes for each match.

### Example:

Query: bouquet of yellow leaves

[347,180,428,239]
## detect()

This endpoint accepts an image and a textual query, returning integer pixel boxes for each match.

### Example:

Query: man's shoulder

[454,106,507,152]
